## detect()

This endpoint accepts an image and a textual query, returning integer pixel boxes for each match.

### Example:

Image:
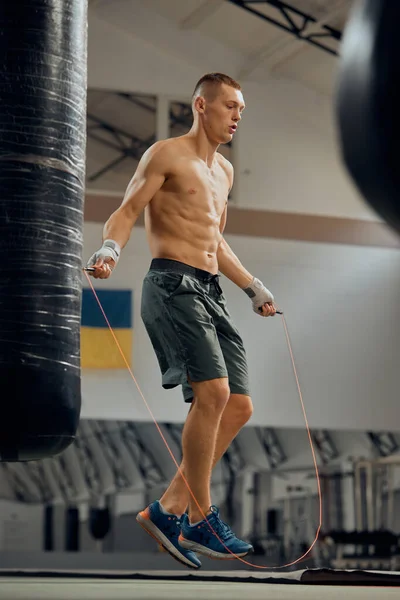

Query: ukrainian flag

[81,288,133,369]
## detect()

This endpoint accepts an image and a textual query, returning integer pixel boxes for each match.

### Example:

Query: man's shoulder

[149,137,184,151]
[142,138,181,170]
[145,137,183,161]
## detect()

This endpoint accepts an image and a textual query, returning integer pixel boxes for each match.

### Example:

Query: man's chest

[168,158,230,206]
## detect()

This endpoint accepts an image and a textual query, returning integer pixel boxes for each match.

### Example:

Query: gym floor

[0,576,400,600]
[1,568,400,600]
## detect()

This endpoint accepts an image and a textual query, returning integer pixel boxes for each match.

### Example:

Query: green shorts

[141,258,250,402]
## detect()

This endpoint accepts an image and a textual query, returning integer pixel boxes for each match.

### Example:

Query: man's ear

[194,95,206,114]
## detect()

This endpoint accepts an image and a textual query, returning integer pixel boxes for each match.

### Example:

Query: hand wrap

[86,239,121,268]
[243,277,274,314]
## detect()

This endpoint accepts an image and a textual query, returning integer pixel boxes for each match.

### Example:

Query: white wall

[87,9,378,222]
[234,80,373,220]
[81,222,400,431]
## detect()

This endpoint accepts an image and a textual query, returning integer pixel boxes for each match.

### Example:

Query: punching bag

[0,0,88,460]
[335,1,400,235]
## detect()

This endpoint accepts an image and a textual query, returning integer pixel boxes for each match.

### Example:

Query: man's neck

[185,128,219,168]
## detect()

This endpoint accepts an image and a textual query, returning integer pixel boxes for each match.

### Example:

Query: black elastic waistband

[150,258,218,282]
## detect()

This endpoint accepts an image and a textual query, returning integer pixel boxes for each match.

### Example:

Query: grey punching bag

[0,0,88,460]
[335,0,400,235]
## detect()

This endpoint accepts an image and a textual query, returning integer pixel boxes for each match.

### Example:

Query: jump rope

[83,268,322,570]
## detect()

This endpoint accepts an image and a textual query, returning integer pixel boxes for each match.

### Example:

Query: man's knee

[191,377,230,412]
[226,394,253,425]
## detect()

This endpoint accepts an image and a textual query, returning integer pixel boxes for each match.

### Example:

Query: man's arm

[217,213,276,316]
[217,218,253,289]
[216,160,276,316]
[216,159,253,289]
[86,141,169,277]
[102,140,169,249]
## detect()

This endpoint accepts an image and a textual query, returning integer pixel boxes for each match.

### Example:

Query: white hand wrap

[243,277,274,314]
[86,239,121,268]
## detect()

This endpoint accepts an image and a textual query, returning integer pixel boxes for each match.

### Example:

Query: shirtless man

[86,73,277,569]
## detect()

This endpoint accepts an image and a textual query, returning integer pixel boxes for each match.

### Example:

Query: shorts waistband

[150,258,219,283]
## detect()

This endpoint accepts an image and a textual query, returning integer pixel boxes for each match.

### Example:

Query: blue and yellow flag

[81,288,133,369]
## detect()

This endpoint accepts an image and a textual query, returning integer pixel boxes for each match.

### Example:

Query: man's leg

[168,377,231,524]
[159,393,253,520]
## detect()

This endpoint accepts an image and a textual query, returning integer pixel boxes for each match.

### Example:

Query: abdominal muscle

[144,191,224,274]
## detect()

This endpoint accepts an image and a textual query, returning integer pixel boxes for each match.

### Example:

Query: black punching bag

[335,1,400,235]
[0,0,88,460]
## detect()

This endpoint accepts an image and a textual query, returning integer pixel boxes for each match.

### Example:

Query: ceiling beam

[263,0,348,73]
[230,0,345,78]
[179,0,224,30]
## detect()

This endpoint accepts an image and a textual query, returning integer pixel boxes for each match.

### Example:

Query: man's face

[201,84,245,144]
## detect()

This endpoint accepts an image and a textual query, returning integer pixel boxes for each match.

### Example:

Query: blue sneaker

[179,505,253,560]
[136,501,201,569]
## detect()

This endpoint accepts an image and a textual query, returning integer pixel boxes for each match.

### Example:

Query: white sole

[179,537,251,560]
[136,513,200,569]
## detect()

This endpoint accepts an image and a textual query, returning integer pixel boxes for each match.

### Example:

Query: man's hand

[258,302,277,317]
[85,239,120,280]
[243,277,277,317]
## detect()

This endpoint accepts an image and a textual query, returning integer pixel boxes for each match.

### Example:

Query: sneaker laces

[207,505,235,540]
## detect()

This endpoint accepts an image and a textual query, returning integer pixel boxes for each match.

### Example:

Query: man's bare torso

[145,137,231,274]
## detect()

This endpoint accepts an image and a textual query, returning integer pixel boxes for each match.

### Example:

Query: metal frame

[73,434,103,497]
[227,0,342,56]
[164,424,184,462]
[1,464,42,503]
[222,438,246,475]
[1,457,77,505]
[121,423,165,488]
[92,422,131,490]
[311,430,339,464]
[221,439,246,521]
[22,462,53,503]
[48,456,77,503]
[354,455,400,533]
[367,432,399,458]
[256,427,287,469]
[87,112,155,182]
[282,489,316,562]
